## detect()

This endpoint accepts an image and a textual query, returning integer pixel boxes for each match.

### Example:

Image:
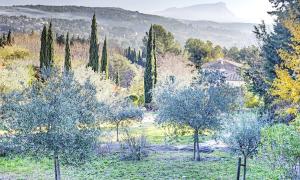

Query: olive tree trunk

[243,155,247,180]
[54,152,61,180]
[194,129,200,161]
[116,123,120,142]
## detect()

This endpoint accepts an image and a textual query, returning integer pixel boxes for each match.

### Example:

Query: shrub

[260,124,300,178]
[120,130,149,161]
[0,46,30,60]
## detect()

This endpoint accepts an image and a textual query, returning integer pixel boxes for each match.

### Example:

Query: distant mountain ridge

[0,5,256,47]
[155,2,239,22]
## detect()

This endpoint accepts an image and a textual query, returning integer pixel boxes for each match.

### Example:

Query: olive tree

[104,98,144,142]
[155,70,238,161]
[221,111,262,180]
[1,70,102,180]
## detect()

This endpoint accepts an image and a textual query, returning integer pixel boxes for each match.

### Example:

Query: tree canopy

[155,70,238,161]
[185,38,224,68]
[143,24,181,55]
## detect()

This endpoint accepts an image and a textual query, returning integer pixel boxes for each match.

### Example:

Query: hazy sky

[1,0,274,23]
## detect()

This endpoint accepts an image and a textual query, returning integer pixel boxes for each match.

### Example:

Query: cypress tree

[7,30,12,45]
[133,49,137,62]
[144,25,155,104]
[40,25,48,69]
[87,14,99,72]
[138,50,142,61]
[127,46,131,60]
[2,33,6,45]
[101,37,109,79]
[153,34,158,86]
[64,32,71,72]
[115,69,120,86]
[47,22,54,68]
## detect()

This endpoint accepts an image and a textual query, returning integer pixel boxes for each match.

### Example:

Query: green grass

[101,120,212,145]
[0,151,281,179]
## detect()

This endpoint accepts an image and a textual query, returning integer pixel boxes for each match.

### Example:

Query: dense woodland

[0,0,300,179]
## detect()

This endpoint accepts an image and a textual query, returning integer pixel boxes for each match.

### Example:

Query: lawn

[0,150,281,179]
[0,113,282,179]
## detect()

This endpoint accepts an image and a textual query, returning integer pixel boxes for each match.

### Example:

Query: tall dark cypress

[138,50,142,61]
[153,33,158,86]
[40,25,48,69]
[88,14,99,72]
[47,22,54,68]
[64,32,71,72]
[101,37,109,79]
[7,29,12,45]
[144,25,155,104]
[115,69,120,86]
[2,33,6,45]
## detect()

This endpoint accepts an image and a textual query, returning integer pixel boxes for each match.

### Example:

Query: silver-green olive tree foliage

[221,111,262,179]
[260,123,300,179]
[1,70,101,180]
[104,98,144,142]
[155,70,238,161]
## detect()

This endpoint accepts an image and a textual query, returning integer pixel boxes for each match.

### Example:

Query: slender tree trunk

[116,123,119,142]
[243,155,247,180]
[193,140,196,160]
[194,129,200,161]
[54,152,61,180]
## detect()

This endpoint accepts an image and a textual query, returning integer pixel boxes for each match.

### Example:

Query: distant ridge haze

[155,2,240,22]
[0,0,273,23]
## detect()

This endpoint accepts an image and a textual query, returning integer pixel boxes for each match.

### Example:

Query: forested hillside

[0,5,256,47]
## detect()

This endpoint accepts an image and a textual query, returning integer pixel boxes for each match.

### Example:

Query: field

[0,113,281,179]
[0,148,280,179]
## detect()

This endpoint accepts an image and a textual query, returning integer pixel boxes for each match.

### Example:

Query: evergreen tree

[153,34,158,86]
[64,32,71,72]
[127,46,131,60]
[100,37,109,79]
[46,22,54,68]
[133,49,137,62]
[144,25,155,104]
[39,25,48,69]
[2,33,6,45]
[87,14,99,72]
[7,29,12,45]
[138,50,142,61]
[115,69,120,86]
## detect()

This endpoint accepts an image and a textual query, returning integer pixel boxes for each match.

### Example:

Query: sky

[0,0,274,23]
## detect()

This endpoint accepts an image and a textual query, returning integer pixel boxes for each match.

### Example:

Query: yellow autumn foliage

[271,21,300,114]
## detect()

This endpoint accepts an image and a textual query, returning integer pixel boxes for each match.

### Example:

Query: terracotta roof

[202,59,244,81]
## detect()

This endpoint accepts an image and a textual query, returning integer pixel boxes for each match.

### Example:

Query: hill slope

[156,2,239,22]
[0,5,256,47]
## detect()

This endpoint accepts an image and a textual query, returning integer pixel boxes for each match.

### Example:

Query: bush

[120,130,149,161]
[260,124,300,178]
[0,46,30,60]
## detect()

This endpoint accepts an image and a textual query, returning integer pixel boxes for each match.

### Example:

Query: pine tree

[64,32,71,72]
[40,25,48,69]
[101,37,109,79]
[87,14,99,72]
[47,22,54,68]
[144,25,155,104]
[7,29,12,45]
